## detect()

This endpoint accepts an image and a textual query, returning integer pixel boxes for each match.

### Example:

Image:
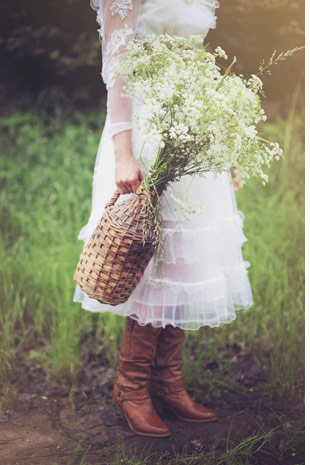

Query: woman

[74,0,253,437]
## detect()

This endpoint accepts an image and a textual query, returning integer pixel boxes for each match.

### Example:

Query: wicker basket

[73,183,158,305]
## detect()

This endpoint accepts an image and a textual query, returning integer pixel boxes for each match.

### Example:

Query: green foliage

[0,0,304,107]
[0,0,102,106]
[0,109,103,379]
[183,97,305,400]
[214,0,304,102]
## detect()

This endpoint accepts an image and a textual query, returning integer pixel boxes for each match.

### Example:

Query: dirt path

[0,349,304,465]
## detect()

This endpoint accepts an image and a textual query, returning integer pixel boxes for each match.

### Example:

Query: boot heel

[151,396,164,415]
[115,401,126,422]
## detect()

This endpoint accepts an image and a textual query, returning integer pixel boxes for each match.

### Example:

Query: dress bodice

[90,0,219,136]
[136,0,218,39]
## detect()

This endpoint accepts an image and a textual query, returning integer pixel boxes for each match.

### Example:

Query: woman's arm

[96,0,143,194]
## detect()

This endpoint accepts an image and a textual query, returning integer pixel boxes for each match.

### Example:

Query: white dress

[73,0,254,330]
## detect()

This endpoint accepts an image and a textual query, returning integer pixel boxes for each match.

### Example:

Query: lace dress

[73,0,254,330]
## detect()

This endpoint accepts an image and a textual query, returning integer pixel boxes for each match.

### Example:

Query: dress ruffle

[73,177,254,330]
[158,211,247,265]
[74,258,252,330]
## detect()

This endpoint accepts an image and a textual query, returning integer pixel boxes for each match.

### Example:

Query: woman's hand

[113,131,144,195]
[230,163,243,192]
[115,152,144,194]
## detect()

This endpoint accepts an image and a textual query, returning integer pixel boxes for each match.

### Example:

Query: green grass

[184,99,305,400]
[51,421,305,465]
[0,98,304,402]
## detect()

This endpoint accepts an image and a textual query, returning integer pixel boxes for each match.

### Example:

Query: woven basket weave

[73,184,158,305]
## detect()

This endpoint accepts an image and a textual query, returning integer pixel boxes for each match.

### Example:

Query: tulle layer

[74,203,253,330]
[74,259,252,330]
[159,212,247,265]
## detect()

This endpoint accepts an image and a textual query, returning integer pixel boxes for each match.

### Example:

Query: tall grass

[0,99,304,398]
[51,422,305,465]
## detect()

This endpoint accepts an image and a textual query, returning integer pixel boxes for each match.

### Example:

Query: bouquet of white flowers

[116,34,285,264]
[74,35,302,303]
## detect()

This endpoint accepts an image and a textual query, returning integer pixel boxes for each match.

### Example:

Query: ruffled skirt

[73,110,254,330]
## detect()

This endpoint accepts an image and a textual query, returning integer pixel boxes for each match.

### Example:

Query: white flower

[214,46,228,60]
[116,33,282,197]
[247,74,263,91]
[244,125,257,139]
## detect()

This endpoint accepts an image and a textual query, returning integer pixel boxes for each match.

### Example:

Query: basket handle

[104,190,120,209]
[104,181,150,210]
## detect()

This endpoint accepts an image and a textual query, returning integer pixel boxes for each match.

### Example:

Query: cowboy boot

[113,316,171,437]
[149,325,217,422]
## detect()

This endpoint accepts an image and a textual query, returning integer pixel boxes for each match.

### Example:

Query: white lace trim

[196,0,220,10]
[110,0,133,20]
[109,122,133,137]
[106,23,134,56]
[101,56,118,89]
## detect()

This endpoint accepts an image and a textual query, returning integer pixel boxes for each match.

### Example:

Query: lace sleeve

[91,0,141,137]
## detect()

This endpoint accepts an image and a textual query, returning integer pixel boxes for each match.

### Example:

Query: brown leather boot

[149,325,217,423]
[113,317,171,437]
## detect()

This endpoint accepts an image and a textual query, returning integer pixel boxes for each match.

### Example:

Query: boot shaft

[113,317,171,437]
[150,325,185,394]
[115,317,163,392]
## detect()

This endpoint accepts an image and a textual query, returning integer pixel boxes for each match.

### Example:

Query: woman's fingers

[233,179,243,192]
[130,178,140,193]
[115,154,144,195]
[117,182,130,194]
[231,162,243,192]
[117,180,139,194]
[116,186,126,195]
[123,183,132,194]
[118,171,145,194]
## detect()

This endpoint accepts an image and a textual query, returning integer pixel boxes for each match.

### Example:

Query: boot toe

[187,404,217,422]
[169,401,217,422]
[126,414,171,437]
[163,391,217,423]
[122,400,171,437]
